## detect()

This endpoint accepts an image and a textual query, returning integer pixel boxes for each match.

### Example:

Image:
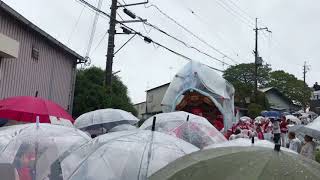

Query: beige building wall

[0,5,78,112]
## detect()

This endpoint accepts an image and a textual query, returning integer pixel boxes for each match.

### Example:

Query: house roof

[146,83,170,92]
[258,87,274,93]
[259,87,294,105]
[134,101,146,106]
[0,1,86,64]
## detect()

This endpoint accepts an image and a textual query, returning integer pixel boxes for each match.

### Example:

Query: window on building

[31,46,39,60]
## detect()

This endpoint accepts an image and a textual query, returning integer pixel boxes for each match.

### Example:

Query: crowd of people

[223,114,318,160]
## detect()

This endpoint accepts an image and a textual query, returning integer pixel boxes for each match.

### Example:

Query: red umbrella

[0,96,74,123]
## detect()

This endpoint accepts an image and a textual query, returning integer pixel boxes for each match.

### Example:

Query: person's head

[288,132,296,140]
[91,134,97,138]
[256,126,262,132]
[235,128,241,135]
[304,135,313,142]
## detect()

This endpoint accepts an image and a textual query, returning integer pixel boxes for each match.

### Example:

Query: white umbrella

[240,116,251,122]
[0,123,91,180]
[285,115,301,125]
[290,116,320,139]
[254,116,264,123]
[75,109,139,132]
[60,130,199,180]
[205,138,296,153]
[140,112,226,149]
[108,124,137,132]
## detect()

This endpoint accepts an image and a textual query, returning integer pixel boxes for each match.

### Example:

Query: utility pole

[253,18,271,102]
[105,0,148,94]
[254,18,258,102]
[303,61,310,112]
[303,61,308,86]
[105,0,118,92]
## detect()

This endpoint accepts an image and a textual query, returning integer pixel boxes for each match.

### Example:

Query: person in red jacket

[280,116,289,147]
[213,115,224,131]
[256,126,264,140]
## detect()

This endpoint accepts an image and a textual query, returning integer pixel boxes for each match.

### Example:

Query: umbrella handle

[152,116,156,131]
[36,116,40,128]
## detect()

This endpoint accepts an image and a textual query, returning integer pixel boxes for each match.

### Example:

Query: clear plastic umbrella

[75,109,139,132]
[290,116,320,139]
[240,116,251,122]
[60,130,199,180]
[286,115,301,125]
[108,124,137,132]
[0,123,91,180]
[205,138,296,153]
[150,146,320,180]
[254,116,264,123]
[140,112,226,149]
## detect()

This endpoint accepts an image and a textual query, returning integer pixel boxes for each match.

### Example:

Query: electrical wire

[143,3,240,64]
[90,30,109,56]
[223,0,255,25]
[67,5,85,44]
[214,0,254,28]
[77,0,225,72]
[117,4,232,65]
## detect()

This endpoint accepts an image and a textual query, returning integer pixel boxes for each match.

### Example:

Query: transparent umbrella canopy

[75,109,139,132]
[0,123,91,180]
[108,124,137,132]
[140,112,226,149]
[285,115,301,125]
[205,138,297,153]
[60,130,199,180]
[290,116,320,139]
[150,146,320,180]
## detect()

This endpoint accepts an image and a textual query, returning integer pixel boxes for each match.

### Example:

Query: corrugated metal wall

[0,8,77,111]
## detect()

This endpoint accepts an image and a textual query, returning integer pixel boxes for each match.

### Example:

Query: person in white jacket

[287,132,301,153]
[300,135,316,160]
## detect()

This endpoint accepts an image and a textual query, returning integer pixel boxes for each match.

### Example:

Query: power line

[76,0,225,72]
[214,0,254,28]
[225,0,255,23]
[144,3,240,64]
[90,30,109,55]
[116,3,232,65]
[67,5,85,44]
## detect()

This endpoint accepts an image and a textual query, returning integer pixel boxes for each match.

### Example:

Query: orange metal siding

[0,8,77,112]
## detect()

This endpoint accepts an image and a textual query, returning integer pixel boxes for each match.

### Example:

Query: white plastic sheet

[75,109,139,131]
[60,130,199,180]
[140,112,226,149]
[161,61,235,131]
[0,123,90,180]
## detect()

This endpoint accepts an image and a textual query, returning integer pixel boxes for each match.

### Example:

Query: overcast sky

[3,0,320,103]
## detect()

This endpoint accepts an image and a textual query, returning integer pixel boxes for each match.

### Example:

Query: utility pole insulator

[144,37,152,43]
[121,26,132,34]
[123,8,136,19]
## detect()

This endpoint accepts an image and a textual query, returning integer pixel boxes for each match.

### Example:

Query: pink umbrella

[0,96,74,124]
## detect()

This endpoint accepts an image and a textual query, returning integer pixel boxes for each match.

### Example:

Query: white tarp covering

[161,61,235,131]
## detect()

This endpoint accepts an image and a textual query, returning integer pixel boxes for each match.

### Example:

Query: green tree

[223,63,271,108]
[266,70,312,108]
[72,67,137,118]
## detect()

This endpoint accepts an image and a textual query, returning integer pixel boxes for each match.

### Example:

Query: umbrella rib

[137,140,150,180]
[0,125,32,154]
[66,131,141,179]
